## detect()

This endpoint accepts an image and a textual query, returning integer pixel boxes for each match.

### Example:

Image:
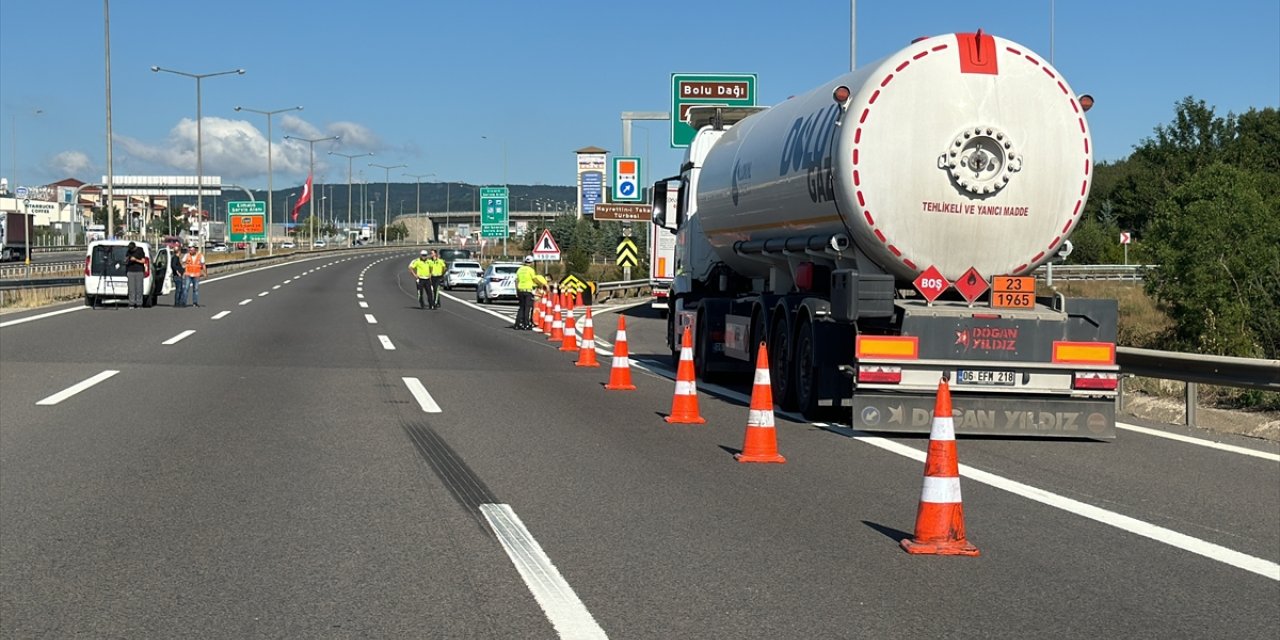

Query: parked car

[475,262,521,304]
[84,240,176,308]
[444,260,483,290]
[210,243,229,252]
[439,248,473,270]
[314,240,327,248]
[281,241,296,249]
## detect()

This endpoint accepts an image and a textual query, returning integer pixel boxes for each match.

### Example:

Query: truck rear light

[858,365,902,384]
[1052,341,1116,365]
[84,256,91,276]
[856,335,919,360]
[795,262,814,291]
[1074,372,1118,390]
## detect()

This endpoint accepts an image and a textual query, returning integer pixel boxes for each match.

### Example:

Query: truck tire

[794,315,825,420]
[770,317,798,411]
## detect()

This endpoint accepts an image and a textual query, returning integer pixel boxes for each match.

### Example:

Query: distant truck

[0,211,33,262]
[190,221,227,246]
[649,197,677,312]
[652,32,1118,438]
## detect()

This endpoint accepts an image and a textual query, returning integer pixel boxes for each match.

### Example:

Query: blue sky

[1,0,1276,192]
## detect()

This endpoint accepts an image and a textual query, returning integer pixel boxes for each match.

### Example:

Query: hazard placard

[532,230,561,261]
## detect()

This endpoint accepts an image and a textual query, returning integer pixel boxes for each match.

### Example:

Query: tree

[1144,163,1280,359]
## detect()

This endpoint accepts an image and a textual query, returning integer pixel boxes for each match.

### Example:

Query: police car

[475,262,521,304]
[444,260,483,290]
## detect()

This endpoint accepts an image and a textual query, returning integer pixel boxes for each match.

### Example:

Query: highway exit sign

[227,201,266,242]
[670,73,756,148]
[480,186,508,239]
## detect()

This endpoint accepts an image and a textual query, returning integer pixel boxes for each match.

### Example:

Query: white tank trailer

[652,32,1119,437]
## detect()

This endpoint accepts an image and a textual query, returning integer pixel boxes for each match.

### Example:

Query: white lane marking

[359,301,369,308]
[162,329,196,345]
[378,335,395,350]
[364,314,377,324]
[272,285,281,290]
[401,377,441,413]
[357,293,365,299]
[0,306,84,329]
[839,430,1279,581]
[283,279,292,284]
[239,299,253,306]
[481,504,608,639]
[1117,422,1280,462]
[357,287,363,292]
[36,370,119,406]
[258,291,270,297]
[211,311,231,320]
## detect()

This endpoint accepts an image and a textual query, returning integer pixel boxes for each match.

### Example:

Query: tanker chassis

[654,32,1118,438]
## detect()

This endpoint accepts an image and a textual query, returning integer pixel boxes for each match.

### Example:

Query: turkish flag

[292,174,312,221]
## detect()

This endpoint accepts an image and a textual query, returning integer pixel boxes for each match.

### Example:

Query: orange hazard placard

[991,276,1035,309]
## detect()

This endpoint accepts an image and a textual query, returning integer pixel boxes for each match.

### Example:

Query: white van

[84,240,176,308]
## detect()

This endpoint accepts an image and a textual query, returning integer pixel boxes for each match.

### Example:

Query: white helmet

[420,250,429,256]
[523,255,534,264]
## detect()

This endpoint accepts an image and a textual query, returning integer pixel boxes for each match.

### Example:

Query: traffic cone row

[533,293,545,333]
[560,295,578,352]
[575,307,600,367]
[548,293,563,342]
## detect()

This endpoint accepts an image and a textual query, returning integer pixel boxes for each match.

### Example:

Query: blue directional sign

[613,156,642,203]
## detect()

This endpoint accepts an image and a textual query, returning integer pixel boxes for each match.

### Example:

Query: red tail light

[144,257,151,278]
[858,365,902,384]
[1074,372,1118,390]
[84,256,91,276]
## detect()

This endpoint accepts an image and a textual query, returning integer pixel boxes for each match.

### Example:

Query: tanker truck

[652,31,1118,438]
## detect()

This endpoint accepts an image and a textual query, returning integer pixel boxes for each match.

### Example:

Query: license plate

[956,369,1015,386]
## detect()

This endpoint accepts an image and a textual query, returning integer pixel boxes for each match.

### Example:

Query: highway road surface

[2,249,1277,639]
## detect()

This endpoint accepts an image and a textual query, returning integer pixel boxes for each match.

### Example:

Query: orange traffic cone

[575,307,600,367]
[900,378,979,556]
[533,294,544,333]
[665,326,706,424]
[605,316,636,390]
[560,300,578,352]
[736,342,786,463]
[549,292,564,342]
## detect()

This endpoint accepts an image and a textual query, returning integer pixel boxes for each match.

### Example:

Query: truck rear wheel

[794,315,825,420]
[770,317,798,411]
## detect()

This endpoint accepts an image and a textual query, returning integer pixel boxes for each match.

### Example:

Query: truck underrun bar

[732,234,849,256]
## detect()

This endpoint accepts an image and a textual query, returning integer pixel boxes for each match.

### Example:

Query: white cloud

[327,121,382,151]
[51,150,92,175]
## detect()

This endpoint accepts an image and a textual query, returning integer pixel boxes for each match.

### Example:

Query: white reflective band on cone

[675,380,697,395]
[930,417,956,441]
[612,356,629,367]
[616,331,627,341]
[680,349,694,361]
[753,367,771,385]
[919,475,963,504]
[747,409,775,428]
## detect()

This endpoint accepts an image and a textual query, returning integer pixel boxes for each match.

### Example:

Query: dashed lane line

[378,335,395,350]
[36,370,119,406]
[365,314,378,324]
[239,299,253,306]
[162,329,196,345]
[359,301,369,308]
[401,377,441,413]
[211,311,231,320]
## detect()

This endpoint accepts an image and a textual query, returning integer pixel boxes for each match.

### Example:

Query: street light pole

[235,105,302,256]
[370,163,405,246]
[151,65,245,228]
[404,171,435,241]
[284,134,340,249]
[481,135,509,255]
[329,150,373,244]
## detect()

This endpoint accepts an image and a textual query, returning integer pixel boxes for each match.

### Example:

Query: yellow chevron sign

[559,274,588,294]
[616,237,639,267]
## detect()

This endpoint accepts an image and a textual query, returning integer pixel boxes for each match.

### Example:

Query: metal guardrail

[593,279,650,301]
[1117,347,1279,428]
[1037,264,1152,281]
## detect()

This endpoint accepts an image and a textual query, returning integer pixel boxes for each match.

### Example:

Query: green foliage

[1144,164,1280,359]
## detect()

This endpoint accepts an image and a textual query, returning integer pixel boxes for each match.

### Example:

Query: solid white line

[401,377,441,413]
[211,311,231,320]
[480,504,608,639]
[239,299,252,306]
[842,431,1279,581]
[364,314,377,324]
[272,284,281,290]
[36,370,119,406]
[258,291,270,297]
[0,306,84,329]
[1117,422,1280,462]
[378,335,395,350]
[162,329,196,345]
[359,301,369,308]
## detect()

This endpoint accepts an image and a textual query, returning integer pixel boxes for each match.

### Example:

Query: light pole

[330,151,372,243]
[284,134,340,249]
[404,171,435,241]
[481,135,508,255]
[234,105,301,255]
[151,65,245,228]
[370,163,405,245]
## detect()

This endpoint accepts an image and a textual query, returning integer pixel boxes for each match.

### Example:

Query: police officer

[425,250,447,309]
[515,255,547,330]
[408,250,433,309]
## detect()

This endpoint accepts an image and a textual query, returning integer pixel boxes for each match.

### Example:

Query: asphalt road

[2,249,1277,639]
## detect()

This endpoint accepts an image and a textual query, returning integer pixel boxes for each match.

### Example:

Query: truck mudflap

[850,392,1115,439]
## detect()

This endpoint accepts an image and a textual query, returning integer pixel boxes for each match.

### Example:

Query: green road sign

[480,186,509,239]
[227,201,267,242]
[670,73,757,148]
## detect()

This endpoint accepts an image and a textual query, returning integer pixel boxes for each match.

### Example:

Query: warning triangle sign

[532,230,561,256]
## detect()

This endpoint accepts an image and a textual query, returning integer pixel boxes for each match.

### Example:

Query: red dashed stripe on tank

[850,35,1090,275]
